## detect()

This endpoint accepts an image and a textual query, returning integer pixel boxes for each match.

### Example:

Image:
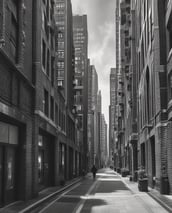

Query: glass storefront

[0,121,18,207]
[38,133,55,189]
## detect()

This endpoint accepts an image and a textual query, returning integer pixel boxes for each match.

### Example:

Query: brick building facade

[0,0,34,206]
[114,0,171,194]
[0,0,84,207]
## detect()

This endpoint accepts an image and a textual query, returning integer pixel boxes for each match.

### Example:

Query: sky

[71,0,116,127]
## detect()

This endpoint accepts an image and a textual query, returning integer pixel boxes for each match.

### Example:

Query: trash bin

[160,177,169,194]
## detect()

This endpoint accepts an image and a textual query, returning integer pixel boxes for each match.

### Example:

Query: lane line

[73,180,98,213]
[38,182,81,213]
[19,178,82,213]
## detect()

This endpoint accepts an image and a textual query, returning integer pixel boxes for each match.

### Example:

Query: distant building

[87,65,99,168]
[109,68,118,168]
[100,114,108,167]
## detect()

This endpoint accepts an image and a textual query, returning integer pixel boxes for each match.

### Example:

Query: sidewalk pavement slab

[120,174,172,213]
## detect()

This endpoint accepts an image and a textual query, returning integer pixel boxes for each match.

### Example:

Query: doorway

[38,134,55,189]
[150,136,156,186]
[0,145,17,207]
[0,122,18,207]
[141,143,145,168]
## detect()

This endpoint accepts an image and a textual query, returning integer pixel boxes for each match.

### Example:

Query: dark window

[51,57,54,85]
[42,39,46,69]
[44,89,49,116]
[55,103,58,125]
[47,49,50,76]
[169,73,172,99]
[10,14,18,62]
[168,26,172,51]
[8,0,19,63]
[50,96,54,121]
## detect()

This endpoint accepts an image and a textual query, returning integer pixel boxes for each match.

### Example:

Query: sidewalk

[121,175,172,213]
[0,177,82,213]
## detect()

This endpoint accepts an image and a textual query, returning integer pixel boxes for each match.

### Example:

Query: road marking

[38,182,81,213]
[73,180,98,213]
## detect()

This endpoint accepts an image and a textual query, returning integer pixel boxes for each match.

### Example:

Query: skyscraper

[73,15,88,170]
[55,0,74,110]
[109,68,118,168]
[54,0,80,179]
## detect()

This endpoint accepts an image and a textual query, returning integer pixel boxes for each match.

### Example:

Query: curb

[147,192,172,213]
[18,178,82,213]
[121,175,172,213]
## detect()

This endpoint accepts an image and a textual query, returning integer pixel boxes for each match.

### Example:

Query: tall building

[97,90,102,168]
[134,0,168,193]
[119,0,133,172]
[54,0,74,107]
[54,0,80,179]
[115,0,170,194]
[163,0,172,194]
[87,61,93,169]
[73,15,88,171]
[100,114,108,167]
[114,0,138,177]
[87,65,99,168]
[33,0,65,194]
[109,68,118,167]
[0,0,34,206]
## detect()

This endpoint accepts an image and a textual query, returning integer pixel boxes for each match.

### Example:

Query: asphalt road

[38,168,168,213]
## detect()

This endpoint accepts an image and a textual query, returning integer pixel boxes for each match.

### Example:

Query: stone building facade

[115,0,171,194]
[0,0,34,206]
[0,0,84,207]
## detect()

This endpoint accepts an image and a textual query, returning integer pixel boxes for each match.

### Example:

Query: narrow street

[38,169,168,213]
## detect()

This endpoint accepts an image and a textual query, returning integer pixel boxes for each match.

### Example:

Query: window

[56,21,65,26]
[50,96,54,121]
[58,41,64,49]
[58,70,64,78]
[168,24,172,52]
[43,89,49,116]
[58,51,64,58]
[58,26,65,31]
[42,39,46,69]
[58,33,63,39]
[47,49,50,76]
[57,61,64,69]
[7,0,19,63]
[55,103,58,125]
[56,3,65,9]
[51,57,54,85]
[169,73,172,99]
[10,13,18,62]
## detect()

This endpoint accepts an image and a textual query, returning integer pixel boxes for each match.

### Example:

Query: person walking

[91,165,97,180]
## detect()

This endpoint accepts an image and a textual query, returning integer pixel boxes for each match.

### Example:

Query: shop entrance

[0,122,18,207]
[38,134,55,190]
[150,136,156,186]
[0,146,3,207]
[0,146,17,207]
